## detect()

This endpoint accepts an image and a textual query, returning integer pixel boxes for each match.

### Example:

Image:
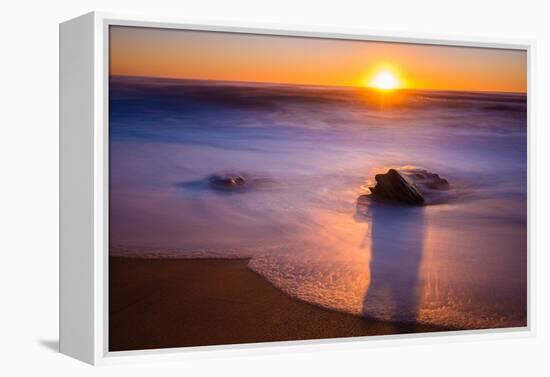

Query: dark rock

[208,173,246,189]
[369,169,425,205]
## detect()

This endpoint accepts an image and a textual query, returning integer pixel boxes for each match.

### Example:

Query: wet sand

[109,256,454,352]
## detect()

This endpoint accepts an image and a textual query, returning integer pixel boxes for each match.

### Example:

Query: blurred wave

[109,76,527,330]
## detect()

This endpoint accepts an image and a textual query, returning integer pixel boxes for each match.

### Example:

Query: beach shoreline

[109,256,454,352]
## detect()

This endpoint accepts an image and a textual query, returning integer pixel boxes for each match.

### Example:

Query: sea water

[109,76,527,329]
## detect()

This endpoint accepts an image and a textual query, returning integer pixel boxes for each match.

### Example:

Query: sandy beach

[109,256,453,351]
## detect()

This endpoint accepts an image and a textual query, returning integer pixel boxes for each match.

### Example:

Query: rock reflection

[356,198,426,323]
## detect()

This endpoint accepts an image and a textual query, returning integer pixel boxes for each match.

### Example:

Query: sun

[369,70,400,90]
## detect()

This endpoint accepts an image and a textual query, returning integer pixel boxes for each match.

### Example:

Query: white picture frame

[59,11,535,365]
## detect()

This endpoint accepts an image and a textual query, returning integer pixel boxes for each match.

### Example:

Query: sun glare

[369,70,400,90]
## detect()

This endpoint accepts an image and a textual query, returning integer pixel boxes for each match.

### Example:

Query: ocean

[109,76,527,330]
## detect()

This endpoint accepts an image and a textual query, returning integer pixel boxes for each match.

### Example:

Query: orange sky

[110,26,527,93]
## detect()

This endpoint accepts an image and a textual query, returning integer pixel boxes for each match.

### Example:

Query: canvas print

[108,26,527,351]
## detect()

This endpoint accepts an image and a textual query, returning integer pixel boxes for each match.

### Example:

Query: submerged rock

[209,173,246,189]
[369,169,425,205]
[178,171,273,194]
[408,169,450,191]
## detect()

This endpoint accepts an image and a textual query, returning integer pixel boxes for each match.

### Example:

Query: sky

[110,26,527,93]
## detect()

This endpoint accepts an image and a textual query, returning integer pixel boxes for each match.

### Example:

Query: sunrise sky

[109,26,527,93]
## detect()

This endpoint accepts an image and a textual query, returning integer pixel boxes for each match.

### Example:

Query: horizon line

[109,73,527,95]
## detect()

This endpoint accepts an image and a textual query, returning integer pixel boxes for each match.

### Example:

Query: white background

[0,0,548,375]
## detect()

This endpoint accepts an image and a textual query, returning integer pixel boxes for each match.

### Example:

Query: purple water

[109,76,527,329]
